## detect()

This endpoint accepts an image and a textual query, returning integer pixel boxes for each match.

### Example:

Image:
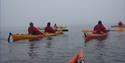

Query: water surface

[0,26,125,63]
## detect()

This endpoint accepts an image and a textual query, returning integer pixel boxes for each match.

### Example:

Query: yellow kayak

[43,31,63,36]
[43,32,57,36]
[8,31,64,42]
[8,33,43,41]
[116,27,124,32]
[55,31,64,35]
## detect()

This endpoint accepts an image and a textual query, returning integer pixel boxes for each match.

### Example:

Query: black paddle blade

[84,33,87,38]
[62,29,69,32]
[8,32,12,42]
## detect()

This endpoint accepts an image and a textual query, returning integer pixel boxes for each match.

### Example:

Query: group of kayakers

[92,21,124,34]
[28,22,58,35]
[28,20,124,35]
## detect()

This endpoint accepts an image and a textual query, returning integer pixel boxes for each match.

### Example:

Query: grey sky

[0,0,125,27]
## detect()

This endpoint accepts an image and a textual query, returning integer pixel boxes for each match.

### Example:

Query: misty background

[0,0,125,28]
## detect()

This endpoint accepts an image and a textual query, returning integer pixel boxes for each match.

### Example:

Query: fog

[0,0,125,28]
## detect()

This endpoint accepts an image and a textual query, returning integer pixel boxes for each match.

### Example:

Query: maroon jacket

[28,26,42,35]
[93,24,107,34]
[45,26,56,33]
[118,22,123,26]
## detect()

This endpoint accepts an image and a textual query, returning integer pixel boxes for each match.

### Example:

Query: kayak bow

[69,48,86,63]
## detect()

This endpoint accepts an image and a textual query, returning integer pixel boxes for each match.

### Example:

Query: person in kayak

[118,21,123,27]
[44,22,56,33]
[93,20,107,34]
[28,22,43,35]
[53,23,58,31]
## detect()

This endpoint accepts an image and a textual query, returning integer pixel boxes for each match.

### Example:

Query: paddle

[58,29,69,32]
[111,25,125,28]
[83,32,89,46]
[82,28,124,33]
[39,27,69,32]
[7,32,15,45]
[8,32,12,42]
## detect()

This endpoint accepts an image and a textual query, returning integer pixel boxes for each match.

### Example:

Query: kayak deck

[68,48,86,63]
[43,31,64,36]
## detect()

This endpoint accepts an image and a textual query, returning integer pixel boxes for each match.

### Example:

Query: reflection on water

[45,40,52,48]
[28,42,39,59]
[95,41,106,63]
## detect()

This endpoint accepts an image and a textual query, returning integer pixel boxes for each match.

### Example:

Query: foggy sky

[0,0,125,27]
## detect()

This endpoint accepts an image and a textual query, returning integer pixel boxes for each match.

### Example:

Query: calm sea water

[0,25,125,63]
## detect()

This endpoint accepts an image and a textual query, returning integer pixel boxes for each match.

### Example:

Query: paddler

[93,20,107,34]
[53,23,58,31]
[44,22,56,33]
[28,22,43,35]
[118,21,123,27]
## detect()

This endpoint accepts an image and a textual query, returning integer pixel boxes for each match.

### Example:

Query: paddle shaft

[8,32,12,42]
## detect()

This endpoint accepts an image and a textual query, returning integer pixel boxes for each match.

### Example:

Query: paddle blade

[62,29,69,31]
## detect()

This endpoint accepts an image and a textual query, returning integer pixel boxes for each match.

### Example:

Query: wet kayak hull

[11,34,43,41]
[84,33,108,42]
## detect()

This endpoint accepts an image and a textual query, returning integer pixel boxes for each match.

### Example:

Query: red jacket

[45,26,56,33]
[93,24,106,34]
[28,26,42,35]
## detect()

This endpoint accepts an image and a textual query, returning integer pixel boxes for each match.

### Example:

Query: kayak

[42,31,64,37]
[115,27,124,32]
[83,32,108,42]
[43,32,57,36]
[8,31,64,42]
[82,29,108,42]
[111,27,124,32]
[68,48,86,63]
[8,33,43,41]
[55,31,64,35]
[110,26,124,32]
